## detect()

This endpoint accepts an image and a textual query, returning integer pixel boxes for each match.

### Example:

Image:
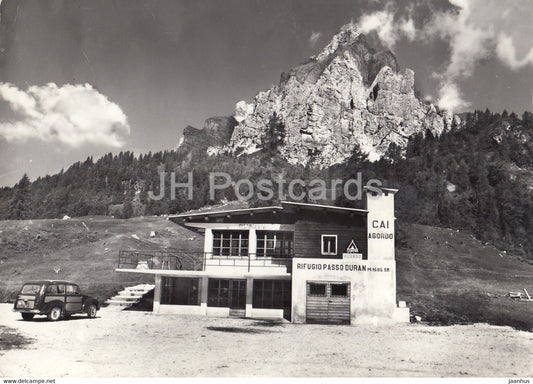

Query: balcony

[204,252,293,273]
[117,250,292,273]
[117,250,202,271]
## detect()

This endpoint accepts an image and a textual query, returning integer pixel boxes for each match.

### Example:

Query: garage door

[306,281,350,324]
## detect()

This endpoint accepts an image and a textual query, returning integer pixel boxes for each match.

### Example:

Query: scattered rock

[446,181,457,193]
[131,234,140,240]
[149,231,156,238]
[63,215,71,220]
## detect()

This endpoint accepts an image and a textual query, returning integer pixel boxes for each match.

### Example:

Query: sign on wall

[342,239,362,260]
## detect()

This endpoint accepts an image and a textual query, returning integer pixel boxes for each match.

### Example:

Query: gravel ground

[0,303,531,378]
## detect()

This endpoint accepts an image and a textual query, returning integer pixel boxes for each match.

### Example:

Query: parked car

[13,280,100,321]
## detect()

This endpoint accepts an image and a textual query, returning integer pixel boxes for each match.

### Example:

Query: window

[208,279,230,307]
[57,284,65,294]
[212,231,249,256]
[309,283,326,296]
[161,277,199,306]
[66,285,80,295]
[46,285,58,294]
[331,283,349,297]
[21,284,42,294]
[321,235,337,255]
[256,231,294,258]
[253,280,291,309]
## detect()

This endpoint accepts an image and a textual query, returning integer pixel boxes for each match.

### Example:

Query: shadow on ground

[205,326,272,334]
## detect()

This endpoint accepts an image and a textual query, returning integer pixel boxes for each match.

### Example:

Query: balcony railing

[118,250,194,270]
[204,252,293,272]
[117,250,292,273]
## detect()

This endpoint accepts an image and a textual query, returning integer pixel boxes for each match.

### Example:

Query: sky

[0,0,532,187]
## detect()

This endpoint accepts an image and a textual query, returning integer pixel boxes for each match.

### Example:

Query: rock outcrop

[178,116,237,152]
[214,24,458,167]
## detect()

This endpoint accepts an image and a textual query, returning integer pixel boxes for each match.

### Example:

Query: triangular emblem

[346,240,359,253]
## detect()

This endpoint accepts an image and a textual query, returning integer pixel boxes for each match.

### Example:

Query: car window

[21,284,42,294]
[46,284,58,294]
[57,284,65,294]
[66,284,80,295]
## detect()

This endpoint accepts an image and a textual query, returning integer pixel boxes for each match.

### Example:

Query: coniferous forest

[1,110,532,259]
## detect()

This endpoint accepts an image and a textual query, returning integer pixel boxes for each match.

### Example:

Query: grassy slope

[396,223,533,331]
[1,216,532,330]
[0,216,203,303]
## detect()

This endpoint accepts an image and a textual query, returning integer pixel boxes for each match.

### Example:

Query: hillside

[0,216,203,302]
[396,223,533,331]
[1,216,532,330]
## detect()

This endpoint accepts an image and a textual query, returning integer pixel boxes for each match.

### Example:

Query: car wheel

[21,313,34,321]
[47,306,62,321]
[87,304,97,318]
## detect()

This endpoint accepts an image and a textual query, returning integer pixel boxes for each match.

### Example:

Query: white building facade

[116,187,409,325]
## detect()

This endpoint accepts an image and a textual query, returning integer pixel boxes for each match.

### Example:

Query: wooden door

[306,281,350,324]
[65,284,83,312]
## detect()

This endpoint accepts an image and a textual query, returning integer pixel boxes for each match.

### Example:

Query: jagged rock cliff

[209,24,458,167]
[177,116,238,165]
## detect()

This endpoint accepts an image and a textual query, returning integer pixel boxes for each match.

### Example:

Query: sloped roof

[168,201,367,221]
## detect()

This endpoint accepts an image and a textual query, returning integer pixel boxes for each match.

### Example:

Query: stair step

[112,296,142,301]
[105,284,155,309]
[229,309,245,317]
[116,291,145,297]
[105,299,140,305]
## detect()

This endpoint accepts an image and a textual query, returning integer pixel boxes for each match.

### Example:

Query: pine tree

[8,174,32,219]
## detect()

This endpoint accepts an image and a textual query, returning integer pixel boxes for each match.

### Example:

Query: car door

[65,284,83,313]
[44,283,66,308]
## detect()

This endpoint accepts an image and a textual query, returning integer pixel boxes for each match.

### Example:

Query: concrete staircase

[105,284,155,309]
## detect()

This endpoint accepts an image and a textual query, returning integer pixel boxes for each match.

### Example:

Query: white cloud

[358,10,397,48]
[496,32,533,70]
[0,83,130,147]
[437,81,470,112]
[356,0,533,112]
[424,1,491,79]
[425,0,533,111]
[400,18,416,41]
[309,31,321,46]
[356,5,417,49]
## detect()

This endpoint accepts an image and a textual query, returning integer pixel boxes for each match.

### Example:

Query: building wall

[157,193,408,324]
[366,190,396,260]
[291,258,399,324]
[294,211,367,259]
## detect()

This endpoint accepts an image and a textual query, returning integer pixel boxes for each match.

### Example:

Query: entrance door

[230,280,246,309]
[208,279,246,310]
[306,281,350,324]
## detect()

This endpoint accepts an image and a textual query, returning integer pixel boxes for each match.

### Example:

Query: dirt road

[0,304,531,377]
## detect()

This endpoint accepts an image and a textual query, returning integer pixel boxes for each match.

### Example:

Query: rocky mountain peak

[312,22,362,61]
[200,24,459,167]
